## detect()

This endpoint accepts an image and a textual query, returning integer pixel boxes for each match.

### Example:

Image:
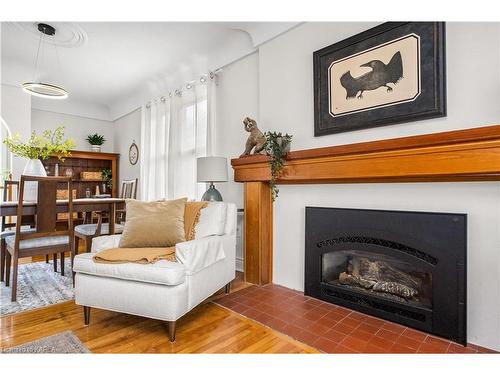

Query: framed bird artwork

[313,22,446,136]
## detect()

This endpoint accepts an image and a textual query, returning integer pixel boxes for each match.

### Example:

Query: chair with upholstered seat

[1,180,41,283]
[74,178,137,254]
[4,175,75,302]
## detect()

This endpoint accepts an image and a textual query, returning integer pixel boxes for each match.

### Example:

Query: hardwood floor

[0,271,318,354]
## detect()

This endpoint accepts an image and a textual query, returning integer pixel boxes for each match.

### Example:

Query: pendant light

[22,23,69,99]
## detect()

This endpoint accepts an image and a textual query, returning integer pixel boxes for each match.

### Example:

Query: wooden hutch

[42,150,119,198]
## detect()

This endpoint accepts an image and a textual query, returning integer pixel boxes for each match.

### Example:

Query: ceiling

[1,22,297,120]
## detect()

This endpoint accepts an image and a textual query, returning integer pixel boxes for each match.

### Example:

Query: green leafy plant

[264,131,292,201]
[86,133,106,146]
[3,126,74,160]
[101,168,112,188]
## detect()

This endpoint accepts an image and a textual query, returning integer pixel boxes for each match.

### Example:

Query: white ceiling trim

[2,22,299,122]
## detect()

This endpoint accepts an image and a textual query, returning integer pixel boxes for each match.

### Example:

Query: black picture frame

[313,22,446,136]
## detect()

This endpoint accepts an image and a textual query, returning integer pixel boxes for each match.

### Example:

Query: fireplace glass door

[322,250,432,308]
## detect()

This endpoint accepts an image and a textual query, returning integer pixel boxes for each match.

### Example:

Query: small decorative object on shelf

[239,117,266,157]
[264,131,292,201]
[64,167,73,177]
[86,133,106,152]
[129,140,139,165]
[85,188,91,198]
[2,126,74,201]
[101,168,112,190]
[54,163,59,176]
[80,171,102,180]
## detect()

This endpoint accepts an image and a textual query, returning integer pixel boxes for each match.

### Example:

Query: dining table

[0,198,126,234]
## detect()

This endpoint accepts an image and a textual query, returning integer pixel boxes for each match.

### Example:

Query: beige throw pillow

[118,198,188,248]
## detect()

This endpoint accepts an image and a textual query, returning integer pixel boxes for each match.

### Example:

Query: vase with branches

[3,126,74,201]
[264,131,292,201]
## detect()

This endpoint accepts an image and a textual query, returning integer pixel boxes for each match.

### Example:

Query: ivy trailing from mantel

[264,131,292,201]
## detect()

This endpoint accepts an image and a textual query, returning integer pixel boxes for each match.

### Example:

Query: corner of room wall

[112,109,142,198]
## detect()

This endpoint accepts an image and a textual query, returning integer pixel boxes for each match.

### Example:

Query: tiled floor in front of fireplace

[214,284,496,354]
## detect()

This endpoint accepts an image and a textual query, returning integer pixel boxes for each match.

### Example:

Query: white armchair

[73,203,237,342]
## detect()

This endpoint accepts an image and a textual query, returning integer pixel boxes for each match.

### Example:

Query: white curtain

[140,81,211,201]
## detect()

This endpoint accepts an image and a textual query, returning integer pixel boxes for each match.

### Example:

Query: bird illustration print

[340,51,404,100]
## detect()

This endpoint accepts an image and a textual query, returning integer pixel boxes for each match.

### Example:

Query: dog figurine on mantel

[239,117,266,157]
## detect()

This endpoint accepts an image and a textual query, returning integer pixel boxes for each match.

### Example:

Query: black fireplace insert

[305,207,466,344]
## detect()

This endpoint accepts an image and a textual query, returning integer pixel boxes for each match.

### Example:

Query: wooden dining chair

[116,178,138,223]
[4,176,75,302]
[74,178,137,254]
[1,180,38,283]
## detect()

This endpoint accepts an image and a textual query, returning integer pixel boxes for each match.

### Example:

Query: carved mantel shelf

[232,125,500,184]
[231,125,500,285]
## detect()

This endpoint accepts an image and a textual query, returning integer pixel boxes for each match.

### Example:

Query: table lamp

[197,156,228,201]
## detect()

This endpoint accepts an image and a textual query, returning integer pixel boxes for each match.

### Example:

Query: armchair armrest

[91,234,122,253]
[175,235,227,275]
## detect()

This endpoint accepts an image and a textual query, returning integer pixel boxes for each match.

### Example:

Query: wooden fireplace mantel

[231,125,500,285]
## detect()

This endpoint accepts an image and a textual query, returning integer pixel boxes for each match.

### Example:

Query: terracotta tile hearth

[215,284,496,354]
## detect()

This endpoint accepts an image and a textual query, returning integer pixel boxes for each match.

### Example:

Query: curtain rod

[145,70,221,109]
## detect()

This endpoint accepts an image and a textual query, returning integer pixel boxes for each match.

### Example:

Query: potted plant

[86,133,106,152]
[101,168,112,193]
[264,131,292,201]
[3,126,74,201]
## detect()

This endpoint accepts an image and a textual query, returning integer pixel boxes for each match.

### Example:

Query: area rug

[1,259,74,316]
[1,331,90,353]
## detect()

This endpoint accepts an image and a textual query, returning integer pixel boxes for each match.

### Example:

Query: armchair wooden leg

[11,254,19,302]
[83,306,91,326]
[45,254,49,263]
[167,321,176,342]
[224,282,231,294]
[1,239,5,282]
[5,252,11,287]
[53,253,58,272]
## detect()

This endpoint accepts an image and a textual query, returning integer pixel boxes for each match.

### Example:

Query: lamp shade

[197,157,228,182]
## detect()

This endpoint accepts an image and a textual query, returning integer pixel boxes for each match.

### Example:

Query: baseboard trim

[235,257,244,273]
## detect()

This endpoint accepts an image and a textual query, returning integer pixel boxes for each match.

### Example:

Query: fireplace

[305,207,467,344]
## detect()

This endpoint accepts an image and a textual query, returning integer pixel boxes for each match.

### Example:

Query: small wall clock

[129,140,139,165]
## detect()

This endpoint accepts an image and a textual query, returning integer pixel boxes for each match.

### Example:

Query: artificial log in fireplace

[305,207,467,344]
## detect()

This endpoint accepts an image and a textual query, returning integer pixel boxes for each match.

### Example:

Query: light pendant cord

[51,33,64,83]
[32,29,44,81]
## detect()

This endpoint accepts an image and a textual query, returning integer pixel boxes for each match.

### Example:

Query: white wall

[216,52,260,209]
[217,22,500,350]
[215,51,260,270]
[113,109,141,197]
[1,84,31,179]
[31,109,115,153]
